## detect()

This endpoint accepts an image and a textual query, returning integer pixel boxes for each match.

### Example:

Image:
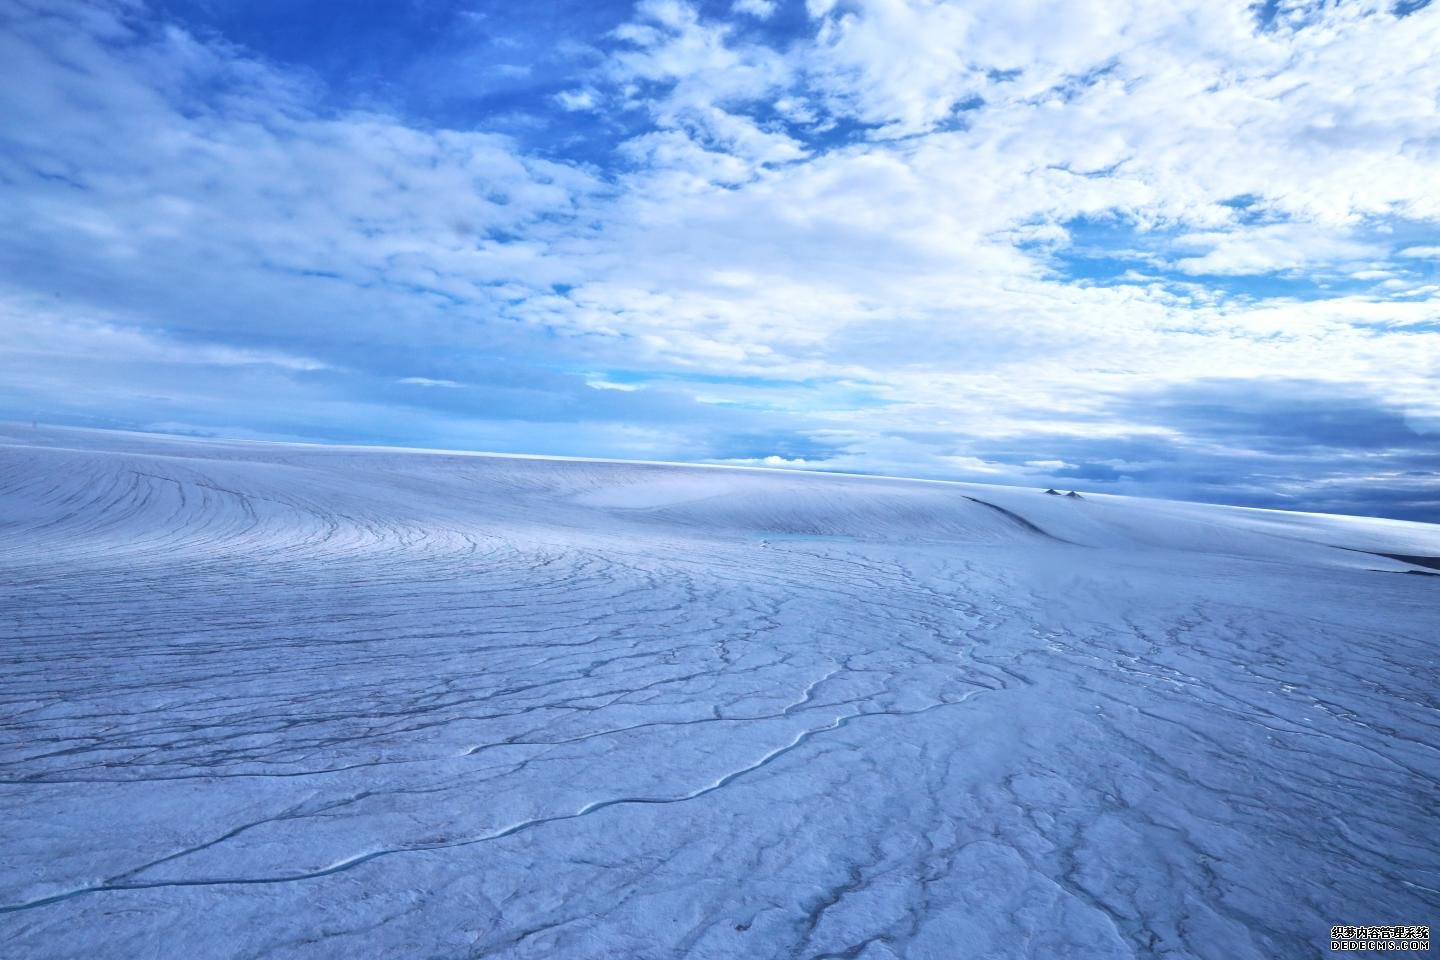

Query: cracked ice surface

[0,426,1437,959]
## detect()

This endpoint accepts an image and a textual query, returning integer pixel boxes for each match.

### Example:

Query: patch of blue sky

[155,0,632,155]
[1034,213,1437,301]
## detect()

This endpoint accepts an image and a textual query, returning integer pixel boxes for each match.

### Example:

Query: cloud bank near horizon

[0,0,1437,519]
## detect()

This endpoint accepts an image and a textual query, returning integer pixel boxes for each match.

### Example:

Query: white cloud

[397,378,462,388]
[732,0,777,18]
[717,454,815,467]
[1171,225,1378,276]
[554,88,597,111]
[0,295,329,372]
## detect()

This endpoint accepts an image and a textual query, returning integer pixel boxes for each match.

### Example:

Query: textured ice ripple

[0,425,1437,959]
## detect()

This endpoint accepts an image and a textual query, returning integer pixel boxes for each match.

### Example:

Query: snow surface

[1,425,1437,959]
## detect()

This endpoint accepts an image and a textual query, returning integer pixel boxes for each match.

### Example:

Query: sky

[1,0,1438,520]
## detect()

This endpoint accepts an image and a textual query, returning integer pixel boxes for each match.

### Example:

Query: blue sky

[1,0,1438,520]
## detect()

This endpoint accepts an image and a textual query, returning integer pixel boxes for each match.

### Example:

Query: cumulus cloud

[1171,225,1379,276]
[732,0,778,19]
[554,88,598,111]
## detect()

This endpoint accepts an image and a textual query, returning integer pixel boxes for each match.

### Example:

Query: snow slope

[0,425,1436,959]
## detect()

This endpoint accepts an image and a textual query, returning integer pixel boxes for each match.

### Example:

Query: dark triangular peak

[1043,488,1061,495]
[1065,490,1084,499]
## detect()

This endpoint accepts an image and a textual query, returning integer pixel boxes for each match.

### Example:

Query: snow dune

[0,425,1436,959]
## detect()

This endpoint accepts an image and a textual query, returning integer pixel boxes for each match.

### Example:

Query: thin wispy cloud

[0,0,1436,518]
